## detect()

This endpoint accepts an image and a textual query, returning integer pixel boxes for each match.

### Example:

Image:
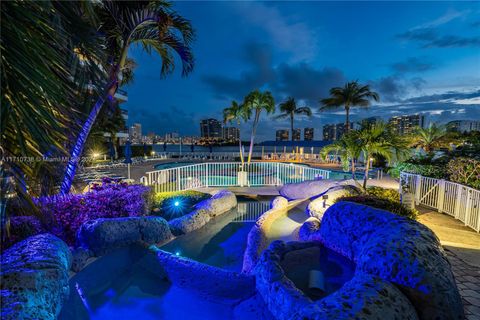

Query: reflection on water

[161,199,271,271]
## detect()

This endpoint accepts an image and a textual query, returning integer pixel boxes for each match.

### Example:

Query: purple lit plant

[36,178,152,245]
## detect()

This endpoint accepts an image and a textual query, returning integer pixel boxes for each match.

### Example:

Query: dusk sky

[124,1,480,140]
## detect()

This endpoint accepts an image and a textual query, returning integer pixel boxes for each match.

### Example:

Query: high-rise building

[200,118,222,139]
[276,129,289,141]
[388,114,425,135]
[323,124,336,141]
[292,128,301,141]
[223,127,240,142]
[361,116,381,129]
[446,120,480,133]
[129,123,142,143]
[323,122,353,140]
[304,128,314,141]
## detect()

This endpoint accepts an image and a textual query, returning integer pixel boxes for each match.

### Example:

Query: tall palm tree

[275,98,312,141]
[60,0,195,194]
[410,124,446,153]
[1,1,104,238]
[357,122,410,188]
[320,131,361,182]
[320,81,379,131]
[223,101,250,168]
[242,90,275,163]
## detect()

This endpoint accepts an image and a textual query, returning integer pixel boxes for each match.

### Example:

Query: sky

[124,1,480,141]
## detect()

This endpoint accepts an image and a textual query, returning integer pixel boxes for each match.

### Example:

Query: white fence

[142,162,330,193]
[400,172,480,232]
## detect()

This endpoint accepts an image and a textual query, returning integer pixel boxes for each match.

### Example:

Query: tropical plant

[223,101,250,167]
[320,131,361,182]
[410,124,447,153]
[242,90,275,163]
[356,122,410,188]
[1,1,105,240]
[275,98,312,141]
[61,0,195,194]
[320,81,379,131]
[447,158,480,189]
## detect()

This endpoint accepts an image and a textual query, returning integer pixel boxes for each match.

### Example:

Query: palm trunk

[351,158,356,180]
[363,153,370,189]
[237,124,245,169]
[60,93,112,194]
[290,113,294,141]
[247,110,260,164]
[345,106,350,132]
[60,46,129,194]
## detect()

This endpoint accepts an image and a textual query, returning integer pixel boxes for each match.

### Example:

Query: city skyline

[121,1,480,140]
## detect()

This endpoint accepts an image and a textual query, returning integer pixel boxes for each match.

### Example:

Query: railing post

[454,184,463,219]
[276,162,280,185]
[414,174,422,205]
[464,189,472,227]
[437,179,446,213]
[176,167,180,191]
[205,163,209,188]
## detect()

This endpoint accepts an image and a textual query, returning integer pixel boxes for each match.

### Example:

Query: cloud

[391,57,436,74]
[397,9,480,48]
[202,42,345,105]
[273,63,346,104]
[234,2,318,61]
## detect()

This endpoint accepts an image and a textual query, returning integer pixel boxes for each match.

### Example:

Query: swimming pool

[161,198,271,271]
[153,161,196,170]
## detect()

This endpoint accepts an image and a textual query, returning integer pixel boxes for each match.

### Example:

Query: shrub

[2,216,45,249]
[36,178,152,245]
[389,162,447,179]
[366,186,400,202]
[447,157,480,189]
[152,190,209,221]
[337,195,418,220]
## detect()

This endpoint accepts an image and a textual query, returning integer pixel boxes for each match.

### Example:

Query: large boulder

[1,234,72,320]
[301,201,464,320]
[306,185,361,220]
[77,216,173,256]
[279,180,341,200]
[169,190,237,235]
[255,241,418,320]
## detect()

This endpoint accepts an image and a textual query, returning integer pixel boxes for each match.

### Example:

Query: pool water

[161,198,270,271]
[154,161,196,170]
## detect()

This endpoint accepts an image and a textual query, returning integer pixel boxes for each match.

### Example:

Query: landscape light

[92,152,100,159]
[174,200,180,207]
[175,251,181,256]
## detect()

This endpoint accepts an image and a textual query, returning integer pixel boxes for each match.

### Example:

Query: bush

[366,186,400,202]
[447,157,480,189]
[36,178,152,245]
[337,195,418,220]
[2,216,46,249]
[389,162,447,179]
[152,190,209,221]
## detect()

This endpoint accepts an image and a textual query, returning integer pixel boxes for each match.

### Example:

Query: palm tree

[320,131,361,182]
[1,1,105,238]
[410,124,446,153]
[275,98,312,141]
[320,81,379,131]
[242,90,275,163]
[357,122,410,189]
[60,0,195,194]
[223,101,250,168]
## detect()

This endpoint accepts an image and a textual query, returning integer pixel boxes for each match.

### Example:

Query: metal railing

[142,162,330,193]
[400,172,480,232]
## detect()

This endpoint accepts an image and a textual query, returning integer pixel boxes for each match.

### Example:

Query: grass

[151,190,210,221]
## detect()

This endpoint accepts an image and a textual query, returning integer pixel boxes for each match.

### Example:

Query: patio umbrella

[124,141,132,179]
[209,144,213,153]
[191,144,194,153]
[163,141,167,152]
[143,142,147,157]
